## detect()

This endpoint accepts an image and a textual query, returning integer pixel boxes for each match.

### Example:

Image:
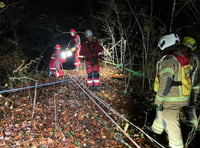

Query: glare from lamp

[66,50,72,57]
[61,51,67,59]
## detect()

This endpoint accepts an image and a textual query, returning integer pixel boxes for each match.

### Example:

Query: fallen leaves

[0,65,162,147]
[111,73,125,79]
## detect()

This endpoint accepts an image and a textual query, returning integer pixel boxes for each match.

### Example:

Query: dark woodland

[0,0,200,147]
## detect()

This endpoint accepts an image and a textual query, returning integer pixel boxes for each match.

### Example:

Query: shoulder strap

[86,40,96,54]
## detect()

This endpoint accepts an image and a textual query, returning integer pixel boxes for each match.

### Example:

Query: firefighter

[80,29,103,91]
[145,33,192,148]
[182,36,199,128]
[69,29,81,70]
[49,44,66,77]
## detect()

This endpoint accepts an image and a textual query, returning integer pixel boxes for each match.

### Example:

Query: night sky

[25,0,93,18]
[18,0,197,32]
[0,0,199,77]
[1,0,199,42]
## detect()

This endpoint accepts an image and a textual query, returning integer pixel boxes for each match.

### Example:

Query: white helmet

[158,33,180,51]
[85,29,93,38]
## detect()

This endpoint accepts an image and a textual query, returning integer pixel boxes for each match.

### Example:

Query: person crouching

[48,44,66,77]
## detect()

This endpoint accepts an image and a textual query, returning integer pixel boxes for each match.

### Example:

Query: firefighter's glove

[71,47,76,52]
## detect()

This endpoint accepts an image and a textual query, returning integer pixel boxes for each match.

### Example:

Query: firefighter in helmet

[145,33,192,148]
[68,29,81,70]
[182,36,199,128]
[80,29,103,91]
[49,44,66,77]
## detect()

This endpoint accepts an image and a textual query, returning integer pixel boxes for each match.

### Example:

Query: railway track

[66,71,165,148]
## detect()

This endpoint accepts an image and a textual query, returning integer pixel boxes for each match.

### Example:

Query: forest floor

[0,64,200,148]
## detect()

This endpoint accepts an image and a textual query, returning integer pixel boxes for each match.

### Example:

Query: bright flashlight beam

[61,50,72,59]
[61,51,67,59]
[66,50,72,57]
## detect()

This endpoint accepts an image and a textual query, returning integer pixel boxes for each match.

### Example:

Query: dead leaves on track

[0,65,148,147]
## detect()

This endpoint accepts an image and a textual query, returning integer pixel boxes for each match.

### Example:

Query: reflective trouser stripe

[87,80,93,86]
[75,61,80,68]
[75,62,80,65]
[151,110,164,134]
[169,140,184,148]
[94,79,100,86]
[74,52,80,68]
[94,80,99,83]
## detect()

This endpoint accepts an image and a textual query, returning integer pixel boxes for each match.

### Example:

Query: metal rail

[68,71,165,148]
[68,73,140,148]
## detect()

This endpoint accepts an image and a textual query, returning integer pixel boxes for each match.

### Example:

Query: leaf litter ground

[0,65,200,148]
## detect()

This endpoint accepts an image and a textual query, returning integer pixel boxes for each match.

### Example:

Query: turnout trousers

[151,107,184,148]
[74,50,81,68]
[85,60,100,87]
